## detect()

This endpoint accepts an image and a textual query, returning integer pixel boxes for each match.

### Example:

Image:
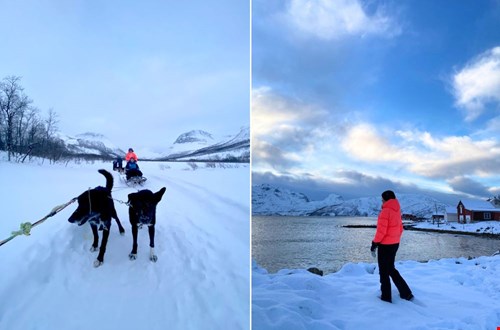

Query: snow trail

[0,160,249,330]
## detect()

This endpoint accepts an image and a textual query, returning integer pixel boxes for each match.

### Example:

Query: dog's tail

[98,169,114,191]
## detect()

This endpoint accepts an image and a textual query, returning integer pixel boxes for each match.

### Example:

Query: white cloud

[486,115,500,133]
[341,123,413,162]
[285,0,401,40]
[341,123,500,179]
[252,87,345,171]
[252,87,330,139]
[409,134,499,178]
[253,87,500,195]
[453,46,500,121]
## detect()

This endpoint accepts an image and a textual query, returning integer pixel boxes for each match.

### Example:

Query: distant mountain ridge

[174,130,214,144]
[252,184,450,218]
[61,132,126,159]
[159,127,249,162]
[57,127,249,162]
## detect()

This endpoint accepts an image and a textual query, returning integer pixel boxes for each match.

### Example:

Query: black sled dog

[68,169,125,267]
[127,187,166,262]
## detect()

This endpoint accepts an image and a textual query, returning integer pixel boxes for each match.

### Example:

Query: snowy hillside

[56,127,249,162]
[252,184,343,216]
[59,132,126,158]
[0,156,250,330]
[167,130,217,156]
[175,130,214,144]
[252,184,449,218]
[160,126,250,162]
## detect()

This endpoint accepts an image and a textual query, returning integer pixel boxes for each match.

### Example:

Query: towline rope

[109,195,131,207]
[0,197,78,247]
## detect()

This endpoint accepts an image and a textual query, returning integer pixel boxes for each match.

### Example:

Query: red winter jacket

[373,199,403,245]
[125,151,138,162]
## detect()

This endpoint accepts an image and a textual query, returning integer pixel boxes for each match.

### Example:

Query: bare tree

[0,101,4,149]
[14,105,39,156]
[17,107,43,162]
[41,108,60,158]
[187,161,199,170]
[0,76,32,161]
[45,108,59,141]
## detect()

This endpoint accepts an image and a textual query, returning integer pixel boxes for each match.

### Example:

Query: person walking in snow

[125,148,138,162]
[370,190,414,303]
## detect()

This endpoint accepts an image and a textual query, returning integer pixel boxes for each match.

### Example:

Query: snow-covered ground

[253,220,500,329]
[0,156,250,330]
[413,220,500,235]
[253,254,500,330]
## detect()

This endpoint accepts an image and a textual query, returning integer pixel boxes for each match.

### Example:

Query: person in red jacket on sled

[125,148,138,162]
[124,148,143,181]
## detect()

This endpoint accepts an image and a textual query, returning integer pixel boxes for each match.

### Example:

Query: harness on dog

[77,212,100,226]
[134,202,155,228]
[134,209,154,229]
[89,216,111,231]
[78,212,110,231]
[137,215,154,229]
[84,187,111,231]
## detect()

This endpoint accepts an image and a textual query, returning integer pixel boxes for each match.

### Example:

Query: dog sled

[114,156,146,186]
[122,159,147,186]
[124,175,147,186]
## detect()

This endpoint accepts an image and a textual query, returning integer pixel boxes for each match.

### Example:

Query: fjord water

[252,216,500,274]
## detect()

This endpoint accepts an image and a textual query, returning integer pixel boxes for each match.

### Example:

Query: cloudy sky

[252,0,500,204]
[0,1,249,152]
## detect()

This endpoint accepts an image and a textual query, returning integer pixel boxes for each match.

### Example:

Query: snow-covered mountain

[58,132,126,158]
[56,127,249,162]
[174,130,214,144]
[252,184,343,216]
[160,126,249,162]
[252,184,450,218]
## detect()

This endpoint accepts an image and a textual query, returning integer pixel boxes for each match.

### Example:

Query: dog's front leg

[115,218,125,235]
[90,225,99,252]
[94,229,110,268]
[128,224,139,260]
[148,225,157,262]
[112,207,125,235]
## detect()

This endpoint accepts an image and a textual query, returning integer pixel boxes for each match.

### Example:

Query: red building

[457,199,500,223]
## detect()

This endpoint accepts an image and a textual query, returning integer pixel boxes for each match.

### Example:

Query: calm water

[252,216,500,274]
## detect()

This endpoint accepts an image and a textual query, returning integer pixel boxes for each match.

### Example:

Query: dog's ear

[154,187,166,203]
[128,192,138,204]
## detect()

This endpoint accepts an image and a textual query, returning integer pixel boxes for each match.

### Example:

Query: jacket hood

[383,199,401,213]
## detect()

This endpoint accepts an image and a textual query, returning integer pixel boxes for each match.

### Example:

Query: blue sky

[252,0,500,204]
[0,1,249,152]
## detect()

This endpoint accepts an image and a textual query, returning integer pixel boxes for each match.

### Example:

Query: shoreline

[343,224,500,239]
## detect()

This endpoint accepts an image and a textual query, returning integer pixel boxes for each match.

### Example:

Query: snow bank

[414,220,500,235]
[252,255,500,329]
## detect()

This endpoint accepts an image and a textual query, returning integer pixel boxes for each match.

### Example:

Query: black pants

[377,243,412,302]
[126,169,143,180]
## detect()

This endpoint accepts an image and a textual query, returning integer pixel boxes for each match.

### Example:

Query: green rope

[0,198,77,247]
[11,222,33,237]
